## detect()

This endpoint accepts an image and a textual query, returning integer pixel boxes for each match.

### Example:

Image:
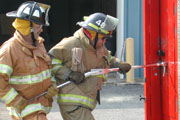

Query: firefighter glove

[45,82,59,99]
[13,97,28,113]
[69,71,85,84]
[117,62,131,74]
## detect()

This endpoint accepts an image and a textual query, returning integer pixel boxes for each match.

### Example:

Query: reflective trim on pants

[57,94,96,109]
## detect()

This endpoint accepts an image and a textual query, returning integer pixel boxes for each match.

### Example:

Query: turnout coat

[49,28,119,110]
[0,31,55,119]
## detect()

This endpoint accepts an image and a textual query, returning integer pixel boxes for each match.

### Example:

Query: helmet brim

[6,11,18,18]
[6,10,50,26]
[77,21,96,31]
[76,21,84,27]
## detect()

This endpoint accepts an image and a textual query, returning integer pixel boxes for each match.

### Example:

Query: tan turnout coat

[49,28,118,110]
[0,31,55,119]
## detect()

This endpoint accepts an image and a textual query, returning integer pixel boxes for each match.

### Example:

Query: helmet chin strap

[93,32,98,49]
[30,22,36,47]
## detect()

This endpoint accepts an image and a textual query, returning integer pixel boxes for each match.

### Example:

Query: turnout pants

[59,105,95,120]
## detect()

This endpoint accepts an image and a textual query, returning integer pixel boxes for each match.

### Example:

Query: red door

[143,0,178,120]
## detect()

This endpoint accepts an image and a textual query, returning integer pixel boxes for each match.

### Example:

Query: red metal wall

[143,0,178,120]
[143,0,162,119]
[160,0,178,119]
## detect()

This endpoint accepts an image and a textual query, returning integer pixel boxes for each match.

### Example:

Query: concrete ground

[0,74,145,120]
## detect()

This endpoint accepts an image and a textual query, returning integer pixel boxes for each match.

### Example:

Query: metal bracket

[139,95,146,101]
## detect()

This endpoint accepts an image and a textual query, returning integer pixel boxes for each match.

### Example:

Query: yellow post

[126,38,134,83]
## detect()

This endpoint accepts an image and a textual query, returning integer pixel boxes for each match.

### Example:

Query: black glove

[117,62,131,74]
[69,71,85,84]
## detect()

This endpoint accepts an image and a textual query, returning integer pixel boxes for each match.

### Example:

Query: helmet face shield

[37,2,50,26]
[100,15,119,32]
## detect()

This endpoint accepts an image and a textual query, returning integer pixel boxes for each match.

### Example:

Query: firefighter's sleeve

[48,46,72,81]
[104,50,120,68]
[0,47,24,106]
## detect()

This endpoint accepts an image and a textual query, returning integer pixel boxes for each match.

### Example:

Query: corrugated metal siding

[124,0,143,79]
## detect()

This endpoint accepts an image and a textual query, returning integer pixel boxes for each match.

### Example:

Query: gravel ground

[0,84,145,120]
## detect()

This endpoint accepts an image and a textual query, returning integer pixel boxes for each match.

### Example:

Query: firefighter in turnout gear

[0,1,58,120]
[49,12,131,120]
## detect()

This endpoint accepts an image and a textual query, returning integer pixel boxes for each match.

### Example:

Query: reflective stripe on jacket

[49,28,117,110]
[0,31,53,118]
